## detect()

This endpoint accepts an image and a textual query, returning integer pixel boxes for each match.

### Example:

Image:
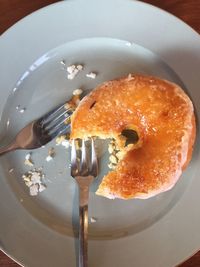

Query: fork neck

[75,176,94,207]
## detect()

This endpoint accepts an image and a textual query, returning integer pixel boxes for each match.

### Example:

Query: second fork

[71,139,98,267]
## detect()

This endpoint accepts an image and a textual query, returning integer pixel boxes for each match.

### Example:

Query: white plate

[0,1,200,266]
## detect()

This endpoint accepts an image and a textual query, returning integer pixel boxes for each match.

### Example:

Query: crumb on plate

[90,217,97,223]
[8,168,14,173]
[19,108,26,113]
[86,72,97,79]
[60,60,66,66]
[46,147,55,162]
[56,135,70,148]
[24,153,34,167]
[67,64,83,80]
[22,169,46,196]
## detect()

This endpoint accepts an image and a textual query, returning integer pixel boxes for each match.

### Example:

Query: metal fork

[71,138,98,267]
[0,102,73,156]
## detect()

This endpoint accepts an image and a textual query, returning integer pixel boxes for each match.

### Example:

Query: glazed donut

[70,74,196,199]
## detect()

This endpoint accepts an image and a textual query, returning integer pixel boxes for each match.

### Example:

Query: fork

[71,138,98,267]
[0,102,73,156]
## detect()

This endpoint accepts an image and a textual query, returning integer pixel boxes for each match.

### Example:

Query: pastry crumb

[46,155,53,162]
[46,147,55,162]
[22,169,46,196]
[90,217,97,223]
[109,154,118,164]
[8,168,14,173]
[64,91,83,111]
[64,103,71,110]
[67,64,76,74]
[29,184,39,196]
[56,135,66,145]
[24,153,34,167]
[108,143,115,154]
[61,140,70,148]
[127,73,135,81]
[25,180,33,187]
[73,88,83,96]
[19,108,26,113]
[16,105,26,113]
[56,135,70,148]
[108,162,116,169]
[86,72,96,79]
[77,65,83,71]
[67,64,83,80]
[60,60,66,66]
[38,183,46,192]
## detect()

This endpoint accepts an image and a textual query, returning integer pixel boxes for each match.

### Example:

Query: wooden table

[0,0,199,266]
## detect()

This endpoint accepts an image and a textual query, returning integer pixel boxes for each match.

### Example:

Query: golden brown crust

[71,74,196,199]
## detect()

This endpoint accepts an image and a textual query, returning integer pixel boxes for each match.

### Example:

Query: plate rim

[0,0,200,266]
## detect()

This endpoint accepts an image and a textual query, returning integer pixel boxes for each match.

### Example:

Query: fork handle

[0,142,18,156]
[76,176,94,267]
[79,203,88,267]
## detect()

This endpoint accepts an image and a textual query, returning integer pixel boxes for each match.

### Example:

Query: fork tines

[71,138,98,177]
[40,103,73,139]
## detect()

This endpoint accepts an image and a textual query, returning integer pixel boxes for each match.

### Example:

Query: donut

[70,74,196,199]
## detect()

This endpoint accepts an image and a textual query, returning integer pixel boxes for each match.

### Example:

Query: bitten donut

[70,74,196,199]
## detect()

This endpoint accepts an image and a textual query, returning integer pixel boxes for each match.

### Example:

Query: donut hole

[121,129,139,147]
[107,129,139,170]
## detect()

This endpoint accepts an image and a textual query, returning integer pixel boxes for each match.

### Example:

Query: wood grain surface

[0,0,200,266]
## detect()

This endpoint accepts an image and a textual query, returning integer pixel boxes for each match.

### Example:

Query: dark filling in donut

[89,101,96,109]
[121,129,139,146]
